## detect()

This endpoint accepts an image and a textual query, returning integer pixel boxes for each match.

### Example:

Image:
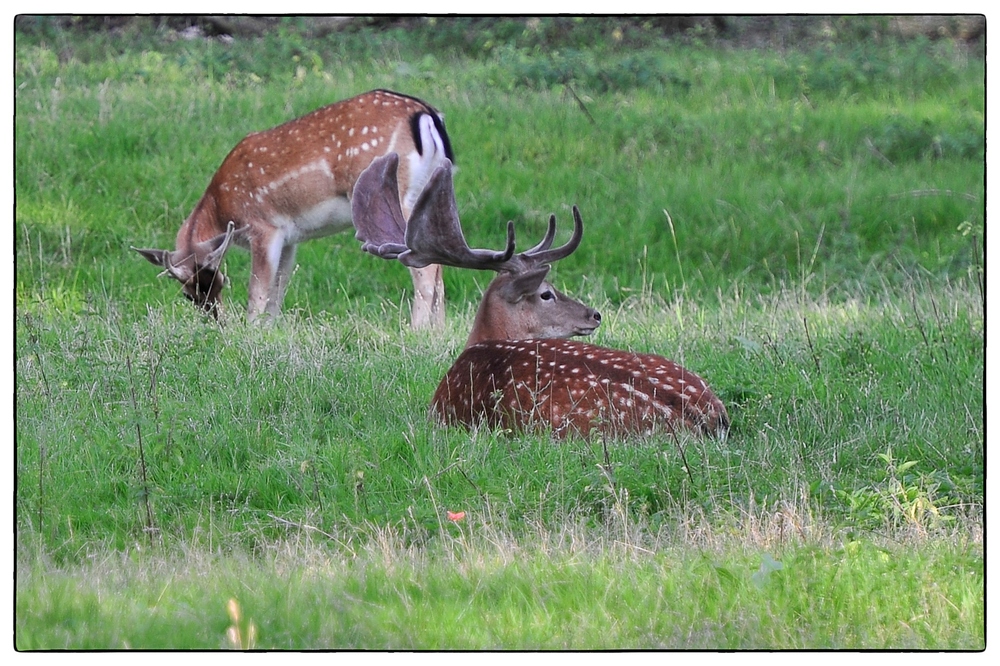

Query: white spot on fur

[652,402,673,417]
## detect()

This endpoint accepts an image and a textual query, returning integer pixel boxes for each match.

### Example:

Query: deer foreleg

[247,231,285,322]
[266,243,298,319]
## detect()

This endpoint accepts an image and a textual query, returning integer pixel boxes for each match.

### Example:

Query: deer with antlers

[352,153,729,439]
[132,89,453,327]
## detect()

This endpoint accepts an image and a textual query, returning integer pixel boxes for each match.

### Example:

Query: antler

[352,153,584,275]
[400,158,516,270]
[351,153,409,259]
[517,207,583,269]
[354,153,514,270]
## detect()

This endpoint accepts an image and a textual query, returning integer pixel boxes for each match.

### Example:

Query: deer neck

[175,192,227,253]
[465,285,533,348]
[466,313,504,348]
[465,295,507,347]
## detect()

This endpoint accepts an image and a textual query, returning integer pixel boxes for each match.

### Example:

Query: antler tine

[518,205,584,267]
[522,214,557,255]
[396,158,515,271]
[164,253,181,280]
[202,220,238,268]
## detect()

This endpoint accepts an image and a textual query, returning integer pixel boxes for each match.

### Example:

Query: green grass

[16,521,984,649]
[16,280,983,549]
[14,18,984,649]
[15,22,984,314]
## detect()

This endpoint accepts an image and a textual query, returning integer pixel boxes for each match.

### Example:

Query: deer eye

[540,290,555,301]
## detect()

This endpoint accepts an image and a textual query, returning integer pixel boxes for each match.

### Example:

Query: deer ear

[132,246,193,282]
[133,246,170,268]
[500,266,551,303]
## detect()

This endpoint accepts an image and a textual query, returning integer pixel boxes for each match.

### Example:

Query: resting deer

[132,89,453,327]
[352,153,729,439]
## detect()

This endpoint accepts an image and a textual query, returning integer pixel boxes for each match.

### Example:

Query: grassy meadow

[14,17,984,649]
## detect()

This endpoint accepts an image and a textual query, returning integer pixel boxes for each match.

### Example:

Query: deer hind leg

[408,263,445,330]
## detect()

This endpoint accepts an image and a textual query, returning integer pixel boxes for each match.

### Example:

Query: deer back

[432,338,729,439]
[203,89,452,232]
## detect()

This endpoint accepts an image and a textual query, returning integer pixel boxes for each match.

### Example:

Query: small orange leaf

[447,511,466,522]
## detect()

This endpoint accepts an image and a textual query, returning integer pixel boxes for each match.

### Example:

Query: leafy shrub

[768,38,976,101]
[496,47,691,94]
[871,116,984,162]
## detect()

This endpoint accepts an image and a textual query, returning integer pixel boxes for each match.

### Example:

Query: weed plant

[14,18,984,649]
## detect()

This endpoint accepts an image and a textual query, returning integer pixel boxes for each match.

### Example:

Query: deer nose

[591,309,602,324]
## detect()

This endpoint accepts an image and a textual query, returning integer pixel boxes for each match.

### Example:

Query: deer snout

[577,308,602,335]
[181,267,226,318]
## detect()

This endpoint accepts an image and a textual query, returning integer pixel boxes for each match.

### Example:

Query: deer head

[132,221,240,319]
[352,153,602,347]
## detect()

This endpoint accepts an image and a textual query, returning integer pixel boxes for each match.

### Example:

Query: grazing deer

[132,89,454,327]
[352,153,729,439]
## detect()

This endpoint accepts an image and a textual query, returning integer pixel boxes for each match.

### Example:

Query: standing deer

[352,153,729,439]
[132,89,453,327]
